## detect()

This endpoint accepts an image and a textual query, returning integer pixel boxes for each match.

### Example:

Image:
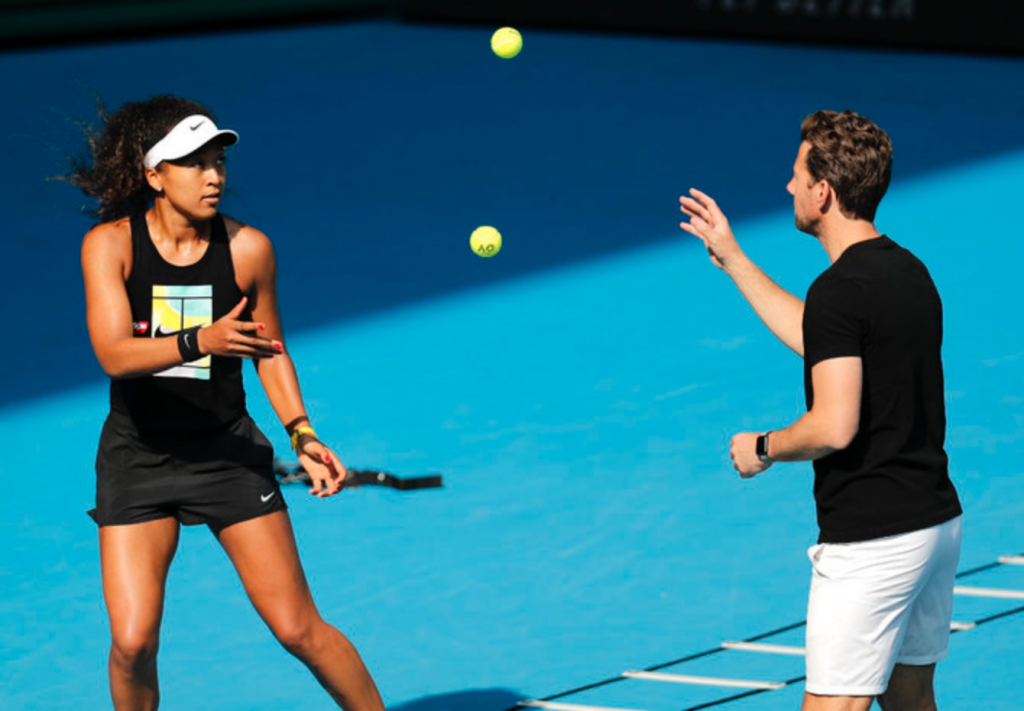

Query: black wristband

[177,326,203,362]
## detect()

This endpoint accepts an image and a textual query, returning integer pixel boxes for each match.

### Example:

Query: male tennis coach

[679,109,963,711]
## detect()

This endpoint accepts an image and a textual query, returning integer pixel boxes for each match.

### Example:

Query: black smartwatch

[756,431,774,464]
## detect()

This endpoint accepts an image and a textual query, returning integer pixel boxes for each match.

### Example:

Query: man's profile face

[787,141,820,237]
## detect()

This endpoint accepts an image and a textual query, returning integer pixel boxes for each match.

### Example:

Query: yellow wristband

[290,426,317,453]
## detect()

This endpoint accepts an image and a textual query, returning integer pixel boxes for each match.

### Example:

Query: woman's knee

[110,627,160,671]
[270,612,325,657]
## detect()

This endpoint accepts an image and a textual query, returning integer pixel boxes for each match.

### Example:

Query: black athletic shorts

[89,411,287,532]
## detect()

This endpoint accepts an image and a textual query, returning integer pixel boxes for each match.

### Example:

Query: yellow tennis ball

[470,226,502,257]
[491,27,522,59]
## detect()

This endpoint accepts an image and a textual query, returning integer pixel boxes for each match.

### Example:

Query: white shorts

[805,515,963,697]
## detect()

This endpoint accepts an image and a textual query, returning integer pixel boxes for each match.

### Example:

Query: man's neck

[818,219,881,264]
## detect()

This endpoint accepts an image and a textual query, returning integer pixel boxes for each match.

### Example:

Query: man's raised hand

[679,188,743,272]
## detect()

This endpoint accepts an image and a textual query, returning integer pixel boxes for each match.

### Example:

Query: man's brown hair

[800,110,892,222]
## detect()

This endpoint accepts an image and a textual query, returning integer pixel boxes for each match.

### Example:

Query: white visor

[143,114,238,168]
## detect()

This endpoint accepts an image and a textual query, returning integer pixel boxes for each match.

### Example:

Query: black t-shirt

[803,236,961,543]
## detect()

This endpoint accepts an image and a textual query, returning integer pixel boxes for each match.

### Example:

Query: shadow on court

[390,687,525,711]
[3,19,1024,408]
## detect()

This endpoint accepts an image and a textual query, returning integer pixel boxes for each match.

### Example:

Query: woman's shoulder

[222,214,271,246]
[222,214,275,289]
[81,216,133,258]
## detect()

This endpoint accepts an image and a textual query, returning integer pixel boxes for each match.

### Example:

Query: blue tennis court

[1,17,1022,711]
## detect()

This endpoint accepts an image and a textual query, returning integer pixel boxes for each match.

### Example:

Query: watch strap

[756,431,774,463]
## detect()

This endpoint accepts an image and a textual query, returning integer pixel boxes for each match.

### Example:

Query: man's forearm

[767,412,845,462]
[726,254,805,356]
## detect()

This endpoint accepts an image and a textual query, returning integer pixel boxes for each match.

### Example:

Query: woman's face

[150,141,227,221]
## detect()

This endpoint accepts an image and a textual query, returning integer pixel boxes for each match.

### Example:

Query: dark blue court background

[3,20,1024,405]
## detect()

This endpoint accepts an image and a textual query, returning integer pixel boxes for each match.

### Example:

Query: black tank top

[109,212,248,433]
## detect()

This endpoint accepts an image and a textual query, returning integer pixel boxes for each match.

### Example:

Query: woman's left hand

[297,439,347,498]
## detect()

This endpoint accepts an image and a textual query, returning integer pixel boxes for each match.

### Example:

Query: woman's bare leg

[100,517,180,711]
[217,511,385,711]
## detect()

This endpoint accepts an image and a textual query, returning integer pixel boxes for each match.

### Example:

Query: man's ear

[816,180,833,214]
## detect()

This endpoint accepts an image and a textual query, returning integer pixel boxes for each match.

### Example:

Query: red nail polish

[324,454,331,463]
[258,324,265,330]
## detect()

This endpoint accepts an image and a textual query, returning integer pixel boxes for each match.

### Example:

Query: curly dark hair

[65,95,218,222]
[800,110,892,222]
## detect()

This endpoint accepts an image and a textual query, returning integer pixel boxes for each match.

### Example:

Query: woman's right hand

[197,296,283,359]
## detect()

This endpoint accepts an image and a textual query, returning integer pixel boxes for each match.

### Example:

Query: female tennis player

[71,95,385,711]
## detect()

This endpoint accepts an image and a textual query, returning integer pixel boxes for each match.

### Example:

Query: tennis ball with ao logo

[491,27,522,59]
[470,226,502,257]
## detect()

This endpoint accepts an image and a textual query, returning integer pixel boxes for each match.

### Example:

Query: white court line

[721,641,806,656]
[623,670,786,690]
[954,586,1024,600]
[998,555,1024,566]
[519,701,647,711]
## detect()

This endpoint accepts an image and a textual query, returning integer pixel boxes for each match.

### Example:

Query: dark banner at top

[1,0,387,48]
[400,0,1024,56]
